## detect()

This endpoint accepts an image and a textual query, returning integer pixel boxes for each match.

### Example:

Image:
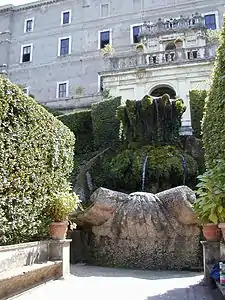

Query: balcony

[104,44,217,72]
[140,13,206,38]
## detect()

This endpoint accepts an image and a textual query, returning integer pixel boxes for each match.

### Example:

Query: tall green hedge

[58,110,93,154]
[91,97,121,149]
[189,90,207,138]
[0,77,75,245]
[202,17,225,168]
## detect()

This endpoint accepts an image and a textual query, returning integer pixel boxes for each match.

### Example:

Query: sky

[0,0,37,6]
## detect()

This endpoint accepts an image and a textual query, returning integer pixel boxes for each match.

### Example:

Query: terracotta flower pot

[49,221,68,240]
[218,223,225,241]
[202,223,221,241]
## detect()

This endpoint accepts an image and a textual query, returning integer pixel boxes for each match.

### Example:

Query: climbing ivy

[117,95,185,146]
[90,145,198,194]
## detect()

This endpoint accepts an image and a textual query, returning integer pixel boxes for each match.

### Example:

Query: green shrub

[0,77,75,245]
[90,145,198,193]
[189,90,207,138]
[194,159,225,224]
[202,17,225,168]
[58,110,93,154]
[91,97,122,149]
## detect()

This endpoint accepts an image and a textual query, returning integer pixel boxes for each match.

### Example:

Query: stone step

[0,261,62,299]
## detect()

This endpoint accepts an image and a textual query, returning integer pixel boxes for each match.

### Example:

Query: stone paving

[13,264,216,300]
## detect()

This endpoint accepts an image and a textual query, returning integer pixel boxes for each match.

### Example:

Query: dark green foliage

[58,110,93,154]
[91,97,122,149]
[0,77,75,245]
[189,90,207,138]
[40,104,62,116]
[117,95,185,146]
[89,146,198,194]
[202,18,225,168]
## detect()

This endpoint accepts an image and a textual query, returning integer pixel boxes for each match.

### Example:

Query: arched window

[150,85,176,99]
[165,42,176,51]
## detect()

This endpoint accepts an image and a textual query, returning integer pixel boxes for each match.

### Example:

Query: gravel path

[13,264,216,300]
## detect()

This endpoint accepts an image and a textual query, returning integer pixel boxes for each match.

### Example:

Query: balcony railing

[104,45,216,72]
[140,13,206,37]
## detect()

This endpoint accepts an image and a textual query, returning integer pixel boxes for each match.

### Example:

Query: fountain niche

[71,94,201,270]
[88,94,198,194]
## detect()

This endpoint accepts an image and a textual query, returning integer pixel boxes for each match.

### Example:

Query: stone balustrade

[105,44,216,72]
[140,13,206,37]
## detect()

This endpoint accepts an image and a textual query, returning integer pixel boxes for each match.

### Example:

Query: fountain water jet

[141,155,149,191]
[180,155,187,185]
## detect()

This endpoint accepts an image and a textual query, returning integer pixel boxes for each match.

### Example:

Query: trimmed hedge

[58,110,93,154]
[91,97,122,149]
[189,90,207,138]
[202,17,225,168]
[0,77,75,245]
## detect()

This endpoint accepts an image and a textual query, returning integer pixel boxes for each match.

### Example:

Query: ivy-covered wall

[189,90,207,138]
[58,110,93,154]
[89,146,198,194]
[202,17,225,168]
[0,77,75,245]
[91,97,122,149]
[117,95,185,146]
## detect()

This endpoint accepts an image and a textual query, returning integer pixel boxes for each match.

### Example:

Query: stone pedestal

[201,241,220,284]
[49,239,72,279]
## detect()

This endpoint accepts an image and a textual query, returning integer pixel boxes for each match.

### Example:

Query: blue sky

[0,0,37,6]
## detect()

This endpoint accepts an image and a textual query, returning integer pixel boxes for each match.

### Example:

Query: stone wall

[0,239,71,277]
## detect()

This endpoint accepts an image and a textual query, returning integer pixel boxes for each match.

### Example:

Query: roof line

[0,0,64,12]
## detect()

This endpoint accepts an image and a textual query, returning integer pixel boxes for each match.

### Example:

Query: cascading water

[170,100,174,120]
[141,155,149,191]
[154,98,159,123]
[180,155,187,185]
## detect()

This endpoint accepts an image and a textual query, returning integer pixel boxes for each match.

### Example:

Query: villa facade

[0,0,225,132]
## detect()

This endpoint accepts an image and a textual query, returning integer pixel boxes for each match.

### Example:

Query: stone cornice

[0,0,64,13]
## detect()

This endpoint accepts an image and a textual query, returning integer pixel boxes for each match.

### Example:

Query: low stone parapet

[0,239,71,299]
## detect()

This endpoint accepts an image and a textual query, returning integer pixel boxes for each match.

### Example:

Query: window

[204,14,216,30]
[58,37,71,56]
[187,51,198,60]
[130,24,141,44]
[100,3,109,18]
[61,10,71,25]
[23,87,30,95]
[24,18,34,33]
[21,44,33,63]
[57,81,69,98]
[98,75,103,92]
[99,30,111,49]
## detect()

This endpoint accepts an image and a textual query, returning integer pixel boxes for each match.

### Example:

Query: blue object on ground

[210,263,220,282]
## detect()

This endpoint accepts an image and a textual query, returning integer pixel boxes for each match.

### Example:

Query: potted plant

[46,191,81,240]
[135,43,145,53]
[194,162,225,241]
[101,44,115,57]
